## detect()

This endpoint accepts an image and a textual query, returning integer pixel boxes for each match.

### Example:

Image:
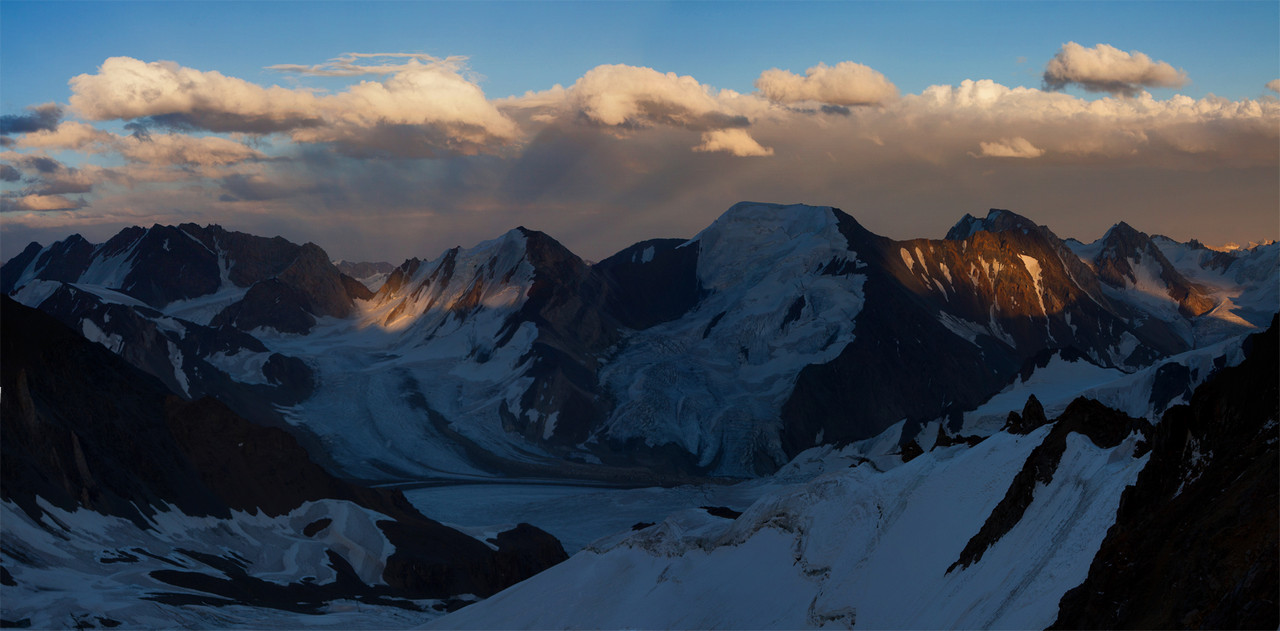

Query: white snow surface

[963,334,1245,433]
[596,202,866,476]
[432,423,1147,629]
[0,499,444,629]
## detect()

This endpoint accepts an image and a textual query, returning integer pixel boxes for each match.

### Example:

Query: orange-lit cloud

[694,129,774,157]
[1043,42,1188,96]
[756,62,898,106]
[975,137,1044,159]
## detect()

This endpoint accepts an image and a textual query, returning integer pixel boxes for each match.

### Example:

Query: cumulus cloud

[0,164,20,182]
[1267,79,1280,94]
[68,56,518,156]
[694,129,774,157]
[561,64,751,131]
[756,61,898,106]
[975,137,1045,158]
[70,57,323,133]
[1043,42,1188,96]
[0,103,63,135]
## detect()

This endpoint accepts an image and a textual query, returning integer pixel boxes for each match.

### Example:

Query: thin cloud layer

[756,62,898,106]
[267,52,467,77]
[1043,42,1188,96]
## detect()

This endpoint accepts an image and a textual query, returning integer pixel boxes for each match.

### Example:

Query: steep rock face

[595,238,703,330]
[1052,317,1278,630]
[781,208,1181,457]
[0,296,567,606]
[1089,221,1215,317]
[508,228,622,445]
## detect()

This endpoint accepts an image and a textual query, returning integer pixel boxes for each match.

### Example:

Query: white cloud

[1267,79,1280,94]
[756,61,898,106]
[16,121,117,151]
[68,56,518,155]
[694,129,774,157]
[975,137,1045,159]
[565,64,749,130]
[1043,42,1188,96]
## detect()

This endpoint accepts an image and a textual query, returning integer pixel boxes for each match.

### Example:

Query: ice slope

[1153,236,1279,330]
[596,202,866,476]
[0,499,448,629]
[262,229,553,480]
[960,335,1244,433]
[432,423,1147,629]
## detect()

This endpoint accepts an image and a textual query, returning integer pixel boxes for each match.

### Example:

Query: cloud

[975,137,1045,158]
[267,52,467,77]
[756,61,898,106]
[1,193,87,212]
[70,57,323,133]
[0,164,19,182]
[1043,42,1188,96]
[15,121,115,151]
[14,122,264,167]
[68,56,518,156]
[560,64,753,131]
[1268,79,1280,94]
[0,103,63,135]
[694,129,774,157]
[290,59,519,156]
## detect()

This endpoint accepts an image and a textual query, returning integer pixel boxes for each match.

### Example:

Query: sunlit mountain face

[1,2,1277,628]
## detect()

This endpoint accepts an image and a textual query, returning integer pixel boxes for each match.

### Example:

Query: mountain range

[1,201,1276,628]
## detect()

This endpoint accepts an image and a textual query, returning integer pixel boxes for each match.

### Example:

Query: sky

[1,1,1277,263]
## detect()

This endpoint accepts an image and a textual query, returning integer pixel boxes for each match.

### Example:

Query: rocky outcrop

[1051,316,1278,629]
[950,396,1148,572]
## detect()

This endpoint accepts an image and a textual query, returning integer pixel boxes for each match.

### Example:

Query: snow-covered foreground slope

[1,500,450,629]
[432,422,1147,629]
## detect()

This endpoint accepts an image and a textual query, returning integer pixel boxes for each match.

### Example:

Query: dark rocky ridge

[2,224,369,334]
[781,208,1185,458]
[1051,316,1279,629]
[949,397,1149,572]
[0,296,566,602]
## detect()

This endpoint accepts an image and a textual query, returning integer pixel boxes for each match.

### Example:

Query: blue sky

[4,1,1276,107]
[1,1,1277,262]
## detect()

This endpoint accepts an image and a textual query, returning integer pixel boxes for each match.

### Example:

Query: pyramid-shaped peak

[944,209,1039,240]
